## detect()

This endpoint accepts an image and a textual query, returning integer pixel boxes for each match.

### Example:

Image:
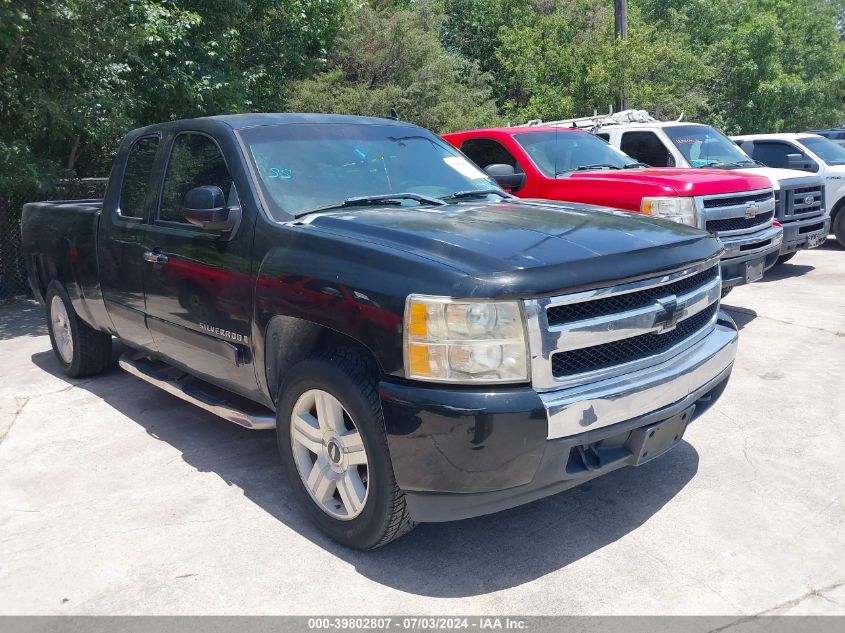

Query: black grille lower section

[551,303,718,377]
[703,193,773,209]
[547,266,718,326]
[706,210,773,233]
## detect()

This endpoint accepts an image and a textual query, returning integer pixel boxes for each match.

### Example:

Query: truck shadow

[720,306,757,330]
[756,263,814,282]
[0,300,47,341]
[31,348,700,598]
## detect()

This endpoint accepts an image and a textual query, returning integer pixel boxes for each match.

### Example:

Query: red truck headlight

[641,196,698,226]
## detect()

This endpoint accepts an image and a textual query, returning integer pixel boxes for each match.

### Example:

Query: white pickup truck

[583,114,829,264]
[732,133,844,248]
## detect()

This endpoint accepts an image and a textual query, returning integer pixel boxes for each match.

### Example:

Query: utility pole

[614,0,628,112]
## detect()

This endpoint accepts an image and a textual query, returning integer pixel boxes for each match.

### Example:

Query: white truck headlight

[404,295,529,383]
[641,196,698,226]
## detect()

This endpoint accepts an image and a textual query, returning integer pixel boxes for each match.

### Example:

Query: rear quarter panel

[21,200,110,330]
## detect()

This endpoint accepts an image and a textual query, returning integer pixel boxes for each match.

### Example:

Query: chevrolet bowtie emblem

[744,202,759,219]
[655,296,682,333]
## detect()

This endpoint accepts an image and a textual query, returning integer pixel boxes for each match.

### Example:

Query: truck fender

[263,315,382,406]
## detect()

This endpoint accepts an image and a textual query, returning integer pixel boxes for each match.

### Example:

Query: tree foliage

[287,1,501,132]
[2,0,845,195]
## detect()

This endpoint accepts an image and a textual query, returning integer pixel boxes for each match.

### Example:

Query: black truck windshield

[798,136,845,165]
[665,124,752,168]
[513,131,638,176]
[239,123,498,218]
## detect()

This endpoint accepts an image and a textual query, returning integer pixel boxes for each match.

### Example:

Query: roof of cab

[444,126,586,137]
[206,112,414,130]
[127,113,417,139]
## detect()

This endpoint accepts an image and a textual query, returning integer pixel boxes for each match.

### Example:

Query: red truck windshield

[239,123,498,219]
[512,131,638,176]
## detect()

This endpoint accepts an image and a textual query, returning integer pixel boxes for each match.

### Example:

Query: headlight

[641,196,698,226]
[404,295,529,383]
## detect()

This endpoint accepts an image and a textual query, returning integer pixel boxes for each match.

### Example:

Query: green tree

[287,1,502,132]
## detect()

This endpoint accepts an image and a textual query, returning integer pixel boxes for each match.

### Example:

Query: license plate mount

[807,233,823,249]
[745,258,765,284]
[627,408,692,466]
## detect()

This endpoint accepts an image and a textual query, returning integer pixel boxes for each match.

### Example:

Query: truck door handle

[143,251,169,265]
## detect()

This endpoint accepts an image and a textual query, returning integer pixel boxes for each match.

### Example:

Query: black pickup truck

[22,114,738,549]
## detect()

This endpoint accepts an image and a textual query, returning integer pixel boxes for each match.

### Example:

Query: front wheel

[45,281,112,378]
[776,252,797,265]
[276,350,414,549]
[833,210,845,249]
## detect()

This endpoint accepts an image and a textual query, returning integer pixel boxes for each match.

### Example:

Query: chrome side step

[118,352,276,430]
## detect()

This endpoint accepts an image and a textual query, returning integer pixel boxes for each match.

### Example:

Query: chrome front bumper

[780,215,831,255]
[540,311,738,440]
[718,223,783,261]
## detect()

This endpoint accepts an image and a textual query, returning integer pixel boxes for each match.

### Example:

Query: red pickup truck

[443,127,784,292]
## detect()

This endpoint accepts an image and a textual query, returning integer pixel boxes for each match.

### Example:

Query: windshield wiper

[556,163,623,176]
[623,162,650,169]
[440,189,511,201]
[296,193,446,217]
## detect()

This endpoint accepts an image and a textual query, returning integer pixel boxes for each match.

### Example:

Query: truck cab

[443,126,782,293]
[732,133,843,248]
[588,115,830,261]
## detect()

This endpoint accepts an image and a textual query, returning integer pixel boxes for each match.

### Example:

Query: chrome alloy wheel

[290,389,370,520]
[50,295,74,364]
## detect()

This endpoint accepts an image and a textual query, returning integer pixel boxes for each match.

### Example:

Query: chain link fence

[0,178,107,301]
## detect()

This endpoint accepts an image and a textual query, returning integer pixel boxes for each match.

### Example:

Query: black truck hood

[303,200,723,297]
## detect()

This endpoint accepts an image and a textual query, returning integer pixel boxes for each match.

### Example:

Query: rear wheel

[833,209,845,248]
[276,350,414,549]
[776,252,797,265]
[45,281,112,378]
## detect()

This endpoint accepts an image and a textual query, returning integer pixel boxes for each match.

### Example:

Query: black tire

[45,281,113,378]
[721,286,733,299]
[776,252,797,265]
[276,349,414,549]
[833,209,845,249]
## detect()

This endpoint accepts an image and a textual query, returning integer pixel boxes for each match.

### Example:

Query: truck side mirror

[183,185,241,233]
[786,153,813,172]
[484,164,526,191]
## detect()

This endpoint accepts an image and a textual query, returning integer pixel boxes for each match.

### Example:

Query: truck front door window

[620,131,674,167]
[747,141,799,169]
[119,135,159,219]
[159,134,233,224]
[460,138,522,172]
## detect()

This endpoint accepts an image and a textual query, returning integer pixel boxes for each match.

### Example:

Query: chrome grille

[706,210,774,233]
[776,183,825,221]
[547,266,718,326]
[702,192,773,209]
[697,188,776,237]
[551,303,717,377]
[525,259,722,390]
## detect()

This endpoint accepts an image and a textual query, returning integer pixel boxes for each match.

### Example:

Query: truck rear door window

[620,131,673,167]
[119,135,160,219]
[159,133,233,224]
